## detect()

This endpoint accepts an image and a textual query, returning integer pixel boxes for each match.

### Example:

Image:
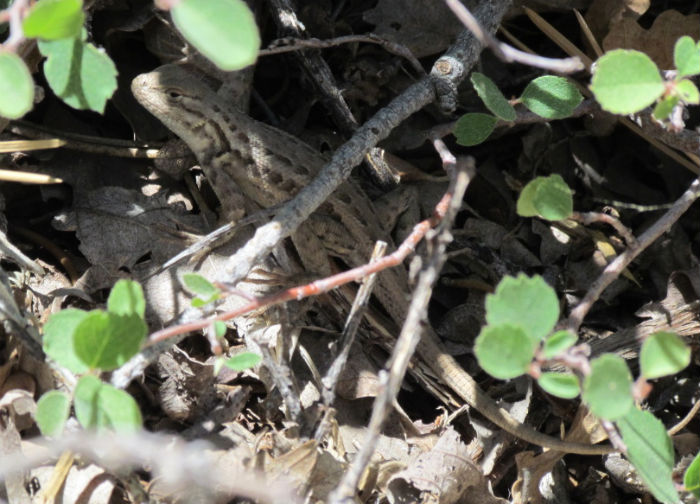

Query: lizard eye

[167,89,182,99]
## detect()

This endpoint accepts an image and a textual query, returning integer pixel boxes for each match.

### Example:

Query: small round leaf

[22,0,84,40]
[652,95,679,120]
[39,37,117,113]
[582,354,633,420]
[474,324,536,380]
[516,178,544,218]
[36,391,71,437]
[674,36,700,78]
[640,331,690,379]
[171,0,260,71]
[590,49,664,114]
[224,352,261,371]
[182,273,219,298]
[533,174,573,221]
[684,451,700,498]
[74,375,102,429]
[676,79,700,104]
[0,53,34,119]
[214,321,227,338]
[521,75,583,119]
[543,330,577,359]
[454,113,498,146]
[485,274,559,344]
[107,279,145,318]
[73,311,146,371]
[538,372,580,399]
[74,376,142,432]
[470,72,516,121]
[43,308,90,374]
[96,383,142,432]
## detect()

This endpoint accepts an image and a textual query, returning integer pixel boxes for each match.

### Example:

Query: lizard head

[131,64,219,141]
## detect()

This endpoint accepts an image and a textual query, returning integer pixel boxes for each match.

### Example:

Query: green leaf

[475,324,536,380]
[43,308,90,374]
[517,175,573,221]
[674,36,700,78]
[183,273,220,306]
[171,0,260,71]
[73,311,146,371]
[534,174,573,221]
[543,330,577,359]
[22,0,84,40]
[454,113,498,146]
[107,279,145,318]
[38,36,117,113]
[95,383,142,432]
[521,75,583,119]
[590,49,664,114]
[0,53,34,119]
[684,451,700,498]
[74,375,142,432]
[485,274,559,344]
[191,296,218,307]
[73,375,102,429]
[36,391,71,437]
[224,352,261,371]
[618,408,679,503]
[516,177,543,218]
[214,321,227,338]
[640,331,690,379]
[182,273,219,298]
[470,72,516,121]
[676,78,699,104]
[652,95,679,120]
[537,372,580,399]
[582,354,633,420]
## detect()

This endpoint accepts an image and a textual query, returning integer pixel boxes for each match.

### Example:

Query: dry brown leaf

[603,9,700,69]
[584,0,649,46]
[386,427,504,504]
[363,0,462,57]
[30,463,116,504]
[512,406,608,503]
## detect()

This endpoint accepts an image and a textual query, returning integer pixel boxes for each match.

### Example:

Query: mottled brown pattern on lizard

[132,65,611,455]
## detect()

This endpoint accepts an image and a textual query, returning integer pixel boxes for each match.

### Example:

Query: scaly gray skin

[132,64,613,455]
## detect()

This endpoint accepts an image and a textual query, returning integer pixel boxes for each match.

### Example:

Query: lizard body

[132,65,611,455]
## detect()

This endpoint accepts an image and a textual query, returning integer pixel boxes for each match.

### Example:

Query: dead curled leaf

[602,9,700,69]
[583,0,650,44]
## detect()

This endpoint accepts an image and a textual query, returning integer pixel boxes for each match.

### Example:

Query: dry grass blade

[523,6,593,69]
[0,138,65,153]
[0,169,63,184]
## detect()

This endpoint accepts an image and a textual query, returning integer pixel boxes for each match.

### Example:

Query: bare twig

[113,1,511,389]
[146,165,473,346]
[267,0,359,134]
[222,1,510,287]
[568,177,700,332]
[668,398,700,436]
[321,242,387,407]
[1,0,28,51]
[261,34,425,75]
[571,211,638,249]
[0,431,297,504]
[444,0,584,73]
[329,152,475,503]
